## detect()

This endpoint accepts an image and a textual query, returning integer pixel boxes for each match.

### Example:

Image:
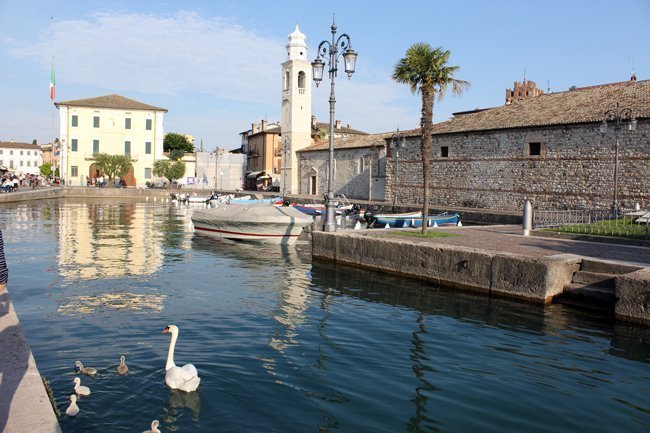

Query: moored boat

[191,204,313,245]
[365,210,460,228]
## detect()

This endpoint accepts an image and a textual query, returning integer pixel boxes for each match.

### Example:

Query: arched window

[298,71,306,89]
[284,71,291,90]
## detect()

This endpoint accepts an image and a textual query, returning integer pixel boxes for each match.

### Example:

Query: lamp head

[311,58,325,87]
[343,48,357,78]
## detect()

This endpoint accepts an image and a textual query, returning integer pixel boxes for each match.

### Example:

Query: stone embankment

[312,225,650,325]
[0,286,62,433]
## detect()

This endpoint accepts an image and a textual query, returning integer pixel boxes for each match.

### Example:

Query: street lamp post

[391,129,406,209]
[600,102,637,213]
[312,18,358,232]
[281,139,290,197]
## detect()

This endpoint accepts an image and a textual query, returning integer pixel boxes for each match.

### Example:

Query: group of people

[1,173,44,192]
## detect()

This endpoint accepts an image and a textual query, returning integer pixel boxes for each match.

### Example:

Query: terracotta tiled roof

[55,94,168,112]
[0,141,42,150]
[415,79,650,136]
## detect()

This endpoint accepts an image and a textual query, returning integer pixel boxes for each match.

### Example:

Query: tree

[164,132,194,153]
[153,159,186,185]
[40,162,52,177]
[392,43,469,233]
[94,153,133,185]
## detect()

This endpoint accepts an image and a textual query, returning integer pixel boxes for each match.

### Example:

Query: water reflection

[408,312,442,433]
[58,203,163,279]
[58,292,166,315]
[164,389,201,424]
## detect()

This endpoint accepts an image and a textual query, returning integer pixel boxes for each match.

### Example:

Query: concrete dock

[312,225,650,325]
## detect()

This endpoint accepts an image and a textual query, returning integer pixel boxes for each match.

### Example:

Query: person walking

[0,229,8,290]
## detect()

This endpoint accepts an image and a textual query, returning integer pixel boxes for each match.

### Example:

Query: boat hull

[191,205,313,245]
[373,212,460,228]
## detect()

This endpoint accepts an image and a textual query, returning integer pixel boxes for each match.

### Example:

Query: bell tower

[280,25,312,195]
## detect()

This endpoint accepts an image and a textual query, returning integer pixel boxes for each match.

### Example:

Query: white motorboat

[191,204,313,245]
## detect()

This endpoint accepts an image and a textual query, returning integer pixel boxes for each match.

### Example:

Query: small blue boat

[227,196,284,205]
[368,211,460,228]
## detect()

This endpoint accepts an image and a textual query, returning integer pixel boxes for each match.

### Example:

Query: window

[20,161,23,166]
[93,116,100,128]
[441,146,449,157]
[93,139,100,154]
[284,70,290,90]
[298,71,306,89]
[71,115,78,127]
[27,161,30,167]
[71,166,78,177]
[0,150,2,154]
[146,119,152,130]
[9,161,13,169]
[529,142,541,156]
[10,150,13,155]
[145,141,152,155]
[144,168,152,179]
[20,150,23,156]
[124,141,131,156]
[71,139,78,152]
[27,151,30,156]
[125,118,131,129]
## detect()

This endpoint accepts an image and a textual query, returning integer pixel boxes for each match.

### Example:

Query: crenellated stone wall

[386,121,649,211]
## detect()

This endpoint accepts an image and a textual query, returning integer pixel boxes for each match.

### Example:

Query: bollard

[523,199,532,236]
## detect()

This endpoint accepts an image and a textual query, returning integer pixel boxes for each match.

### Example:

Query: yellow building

[55,94,167,187]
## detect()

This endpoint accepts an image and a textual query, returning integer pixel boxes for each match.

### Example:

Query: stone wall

[298,148,387,200]
[386,121,649,211]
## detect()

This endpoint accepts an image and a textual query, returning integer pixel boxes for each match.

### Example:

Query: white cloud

[11,11,283,104]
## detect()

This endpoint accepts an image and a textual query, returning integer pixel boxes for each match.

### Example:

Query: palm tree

[392,43,469,233]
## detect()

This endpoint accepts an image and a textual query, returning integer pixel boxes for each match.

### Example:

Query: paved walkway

[364,225,650,268]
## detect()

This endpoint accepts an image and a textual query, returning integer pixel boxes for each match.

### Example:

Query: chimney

[261,119,267,131]
[335,120,342,129]
[311,115,317,127]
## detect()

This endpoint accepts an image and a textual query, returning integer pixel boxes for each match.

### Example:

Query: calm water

[1,199,649,433]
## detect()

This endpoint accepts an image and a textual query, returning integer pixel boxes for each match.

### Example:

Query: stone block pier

[312,225,650,325]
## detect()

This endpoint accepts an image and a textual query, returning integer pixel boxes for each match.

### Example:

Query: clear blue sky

[1,0,648,150]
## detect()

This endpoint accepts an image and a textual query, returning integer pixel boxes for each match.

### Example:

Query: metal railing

[533,208,650,240]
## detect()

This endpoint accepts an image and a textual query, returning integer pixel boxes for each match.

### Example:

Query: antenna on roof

[547,80,550,93]
[523,62,527,83]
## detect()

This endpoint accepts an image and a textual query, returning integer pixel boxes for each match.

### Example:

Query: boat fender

[283,198,291,207]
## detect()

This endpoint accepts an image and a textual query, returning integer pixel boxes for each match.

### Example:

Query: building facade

[385,79,650,211]
[195,150,245,191]
[240,120,282,190]
[55,94,167,187]
[0,141,42,174]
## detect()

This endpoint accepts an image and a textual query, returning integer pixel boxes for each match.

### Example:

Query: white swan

[65,395,79,417]
[142,420,161,433]
[74,360,97,376]
[162,325,200,392]
[73,377,91,396]
[117,355,129,375]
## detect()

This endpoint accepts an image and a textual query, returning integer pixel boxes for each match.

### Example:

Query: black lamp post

[600,102,637,213]
[312,18,358,232]
[391,128,406,209]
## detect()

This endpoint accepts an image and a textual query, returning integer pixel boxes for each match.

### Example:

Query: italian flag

[49,63,56,101]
